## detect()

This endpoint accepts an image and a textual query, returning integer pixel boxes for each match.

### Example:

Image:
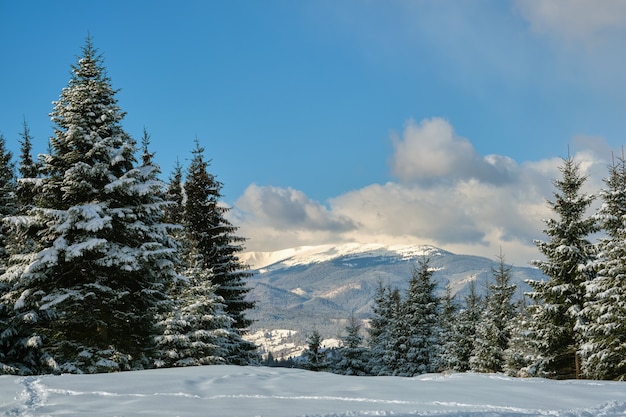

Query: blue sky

[2,1,626,264]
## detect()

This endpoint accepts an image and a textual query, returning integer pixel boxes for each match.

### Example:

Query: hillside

[241,243,545,355]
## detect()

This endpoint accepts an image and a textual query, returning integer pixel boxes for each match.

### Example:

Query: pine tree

[0,133,17,373]
[580,155,626,380]
[437,284,458,372]
[449,280,482,372]
[182,140,257,364]
[0,39,179,373]
[368,282,401,376]
[0,133,16,273]
[528,156,596,379]
[504,293,540,377]
[303,330,327,371]
[16,119,40,212]
[470,251,516,373]
[332,313,369,376]
[395,258,440,376]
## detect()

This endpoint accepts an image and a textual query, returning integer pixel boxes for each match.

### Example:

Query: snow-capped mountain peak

[241,242,443,271]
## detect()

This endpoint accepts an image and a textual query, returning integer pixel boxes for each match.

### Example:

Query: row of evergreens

[0,39,257,374]
[298,156,626,381]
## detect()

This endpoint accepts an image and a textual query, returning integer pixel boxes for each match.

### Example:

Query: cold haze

[2,1,626,264]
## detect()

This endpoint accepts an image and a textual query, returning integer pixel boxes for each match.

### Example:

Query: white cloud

[390,118,517,185]
[233,119,610,266]
[515,0,626,42]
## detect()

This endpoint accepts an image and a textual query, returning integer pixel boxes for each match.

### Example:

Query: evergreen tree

[303,330,327,371]
[182,140,257,364]
[449,280,482,372]
[394,258,440,376]
[470,252,516,373]
[0,133,16,273]
[366,281,390,375]
[528,156,596,379]
[580,156,626,380]
[332,313,369,376]
[437,284,458,372]
[0,39,179,373]
[504,293,540,377]
[16,119,40,211]
[0,133,17,373]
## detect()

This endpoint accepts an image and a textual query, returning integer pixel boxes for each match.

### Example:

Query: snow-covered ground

[1,365,625,416]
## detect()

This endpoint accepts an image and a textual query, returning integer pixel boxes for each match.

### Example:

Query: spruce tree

[437,284,458,372]
[449,280,482,372]
[395,258,440,376]
[1,39,178,373]
[332,313,369,376]
[368,282,402,376]
[504,294,539,377]
[0,133,16,273]
[0,134,17,373]
[528,156,596,379]
[182,140,257,364]
[580,156,626,380]
[16,119,40,211]
[366,281,397,376]
[303,330,327,371]
[470,252,516,373]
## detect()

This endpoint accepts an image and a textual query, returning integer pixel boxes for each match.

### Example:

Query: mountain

[241,242,546,357]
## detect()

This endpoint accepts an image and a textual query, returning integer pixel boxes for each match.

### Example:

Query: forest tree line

[274,149,626,382]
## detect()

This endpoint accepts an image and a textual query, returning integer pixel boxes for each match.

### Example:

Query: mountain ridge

[242,242,545,358]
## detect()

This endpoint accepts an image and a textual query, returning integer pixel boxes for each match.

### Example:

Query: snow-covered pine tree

[470,251,516,373]
[182,140,257,364]
[580,155,626,380]
[449,280,482,372]
[504,293,540,377]
[437,284,458,372]
[154,132,235,368]
[528,156,596,379]
[0,133,16,273]
[16,119,40,212]
[332,313,369,376]
[0,133,17,373]
[1,39,179,373]
[303,329,328,372]
[394,257,440,376]
[368,282,401,376]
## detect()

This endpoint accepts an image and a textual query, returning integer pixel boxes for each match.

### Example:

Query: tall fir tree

[0,133,17,373]
[470,252,516,373]
[331,313,369,376]
[580,155,626,380]
[504,293,540,377]
[303,329,328,371]
[182,140,257,364]
[528,156,597,379]
[368,281,401,376]
[449,280,482,372]
[0,39,179,373]
[0,133,16,273]
[394,257,440,376]
[437,284,458,372]
[16,119,40,212]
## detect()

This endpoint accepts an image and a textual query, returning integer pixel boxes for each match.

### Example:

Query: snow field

[2,365,626,417]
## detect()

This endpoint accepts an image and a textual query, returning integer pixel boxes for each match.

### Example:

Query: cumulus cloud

[390,118,517,185]
[233,119,610,266]
[516,0,626,41]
